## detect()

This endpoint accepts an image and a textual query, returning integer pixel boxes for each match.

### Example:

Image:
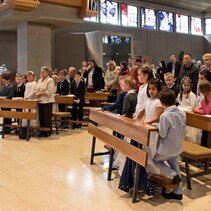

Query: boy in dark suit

[56,69,70,126]
[13,74,25,98]
[164,72,180,97]
[71,71,86,129]
[0,73,14,133]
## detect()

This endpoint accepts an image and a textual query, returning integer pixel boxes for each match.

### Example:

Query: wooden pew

[0,99,38,141]
[52,95,74,134]
[88,109,158,203]
[181,111,211,189]
[85,92,110,101]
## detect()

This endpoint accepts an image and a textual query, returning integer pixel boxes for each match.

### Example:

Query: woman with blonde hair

[201,53,211,71]
[104,60,119,101]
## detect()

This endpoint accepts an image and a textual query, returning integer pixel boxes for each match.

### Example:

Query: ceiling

[142,0,211,13]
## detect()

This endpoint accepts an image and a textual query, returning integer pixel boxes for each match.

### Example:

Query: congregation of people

[0,53,211,200]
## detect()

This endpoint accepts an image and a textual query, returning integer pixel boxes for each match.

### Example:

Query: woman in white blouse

[36,66,55,137]
[104,60,119,101]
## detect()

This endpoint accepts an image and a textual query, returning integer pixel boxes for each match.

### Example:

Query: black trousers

[38,103,53,134]
[72,102,84,124]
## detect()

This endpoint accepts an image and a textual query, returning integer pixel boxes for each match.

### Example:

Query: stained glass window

[121,4,137,27]
[205,19,211,34]
[100,0,119,25]
[191,17,202,35]
[159,11,173,32]
[176,14,189,33]
[141,8,157,30]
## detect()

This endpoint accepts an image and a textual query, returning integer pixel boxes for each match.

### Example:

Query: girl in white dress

[24,71,38,127]
[177,76,196,110]
[142,78,164,175]
[177,77,200,144]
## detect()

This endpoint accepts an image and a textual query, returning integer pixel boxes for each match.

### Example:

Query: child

[119,67,156,196]
[142,78,164,174]
[0,74,14,133]
[24,71,37,100]
[177,77,196,110]
[177,77,199,143]
[56,69,70,126]
[164,72,180,97]
[133,66,154,119]
[24,71,38,127]
[194,81,211,115]
[13,74,25,98]
[71,71,86,129]
[194,81,211,147]
[121,76,137,118]
[153,89,186,200]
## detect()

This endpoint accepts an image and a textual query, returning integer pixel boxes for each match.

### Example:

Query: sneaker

[163,192,183,200]
[172,175,182,184]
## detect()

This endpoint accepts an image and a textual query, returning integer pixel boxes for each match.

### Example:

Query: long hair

[147,78,163,98]
[179,76,192,101]
[139,66,154,81]
[199,81,211,105]
[120,61,128,74]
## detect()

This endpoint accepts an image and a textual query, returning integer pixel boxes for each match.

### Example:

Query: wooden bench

[88,109,159,203]
[181,111,211,189]
[0,99,38,141]
[85,92,110,103]
[52,95,74,134]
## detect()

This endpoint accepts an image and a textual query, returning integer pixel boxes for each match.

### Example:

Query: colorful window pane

[205,19,211,34]
[121,4,137,27]
[100,0,119,25]
[176,14,189,33]
[141,8,157,30]
[191,17,202,35]
[159,11,173,32]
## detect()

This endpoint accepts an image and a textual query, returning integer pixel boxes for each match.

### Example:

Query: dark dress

[118,91,155,195]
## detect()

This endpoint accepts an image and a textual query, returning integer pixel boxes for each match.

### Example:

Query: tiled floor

[0,128,210,211]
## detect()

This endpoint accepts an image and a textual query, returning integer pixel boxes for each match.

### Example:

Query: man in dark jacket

[167,55,181,83]
[178,53,199,94]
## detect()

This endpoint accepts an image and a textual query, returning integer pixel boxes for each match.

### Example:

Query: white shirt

[24,81,37,99]
[134,83,148,117]
[88,68,94,87]
[177,91,196,110]
[144,98,163,123]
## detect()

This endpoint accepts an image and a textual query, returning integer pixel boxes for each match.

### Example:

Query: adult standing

[83,58,104,92]
[36,66,55,137]
[201,53,211,72]
[104,60,119,102]
[178,53,199,94]
[156,60,167,84]
[167,55,181,82]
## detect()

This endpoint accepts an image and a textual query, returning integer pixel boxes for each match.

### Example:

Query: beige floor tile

[0,128,211,211]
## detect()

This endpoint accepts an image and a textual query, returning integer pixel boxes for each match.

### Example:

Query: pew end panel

[181,111,211,189]
[52,95,74,134]
[0,99,38,141]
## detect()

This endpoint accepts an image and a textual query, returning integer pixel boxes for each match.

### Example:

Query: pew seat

[181,140,211,189]
[52,95,74,134]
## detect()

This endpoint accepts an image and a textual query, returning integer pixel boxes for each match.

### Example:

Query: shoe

[172,175,182,184]
[144,184,156,196]
[163,192,183,200]
[38,133,43,137]
[77,124,82,128]
[43,133,51,137]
